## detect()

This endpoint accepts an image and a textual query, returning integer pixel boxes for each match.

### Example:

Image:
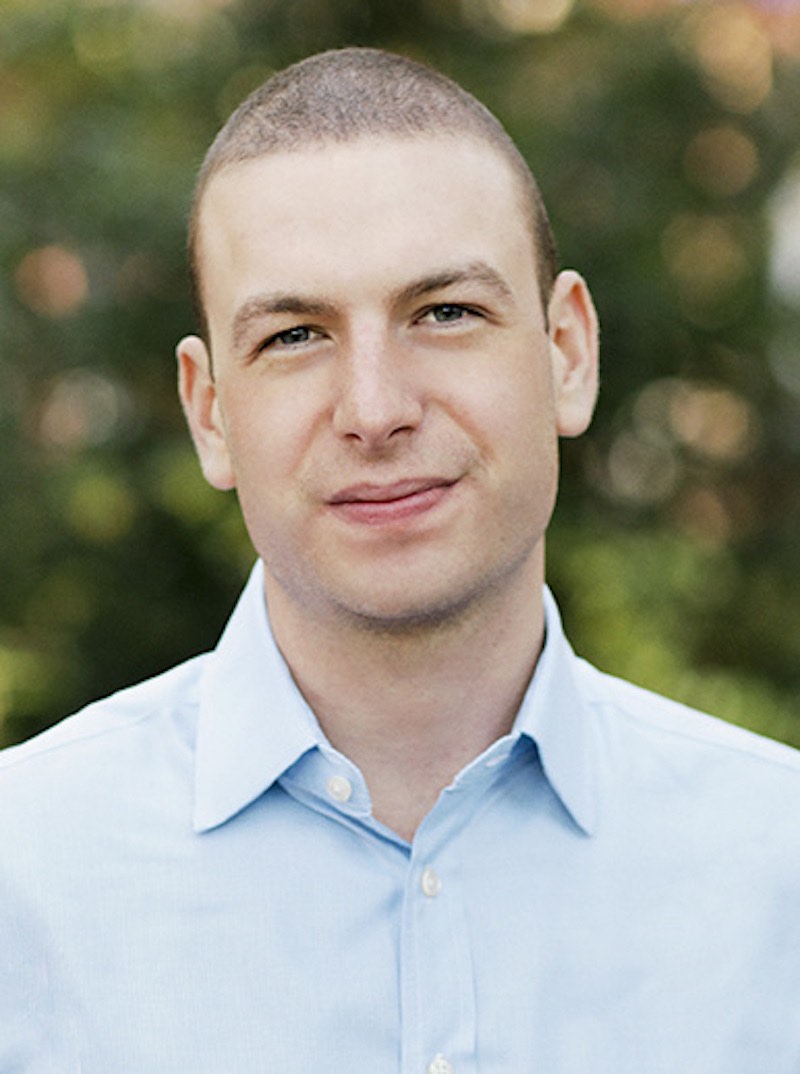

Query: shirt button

[428,1055,454,1074]
[420,866,442,898]
[326,775,352,803]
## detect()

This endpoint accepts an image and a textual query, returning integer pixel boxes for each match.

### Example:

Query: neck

[264,561,546,842]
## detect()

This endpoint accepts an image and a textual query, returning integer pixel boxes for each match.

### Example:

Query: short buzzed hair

[188,47,557,341]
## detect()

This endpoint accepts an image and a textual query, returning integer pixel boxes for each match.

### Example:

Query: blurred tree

[1,0,799,747]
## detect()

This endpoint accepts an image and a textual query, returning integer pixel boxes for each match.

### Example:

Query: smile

[327,479,457,526]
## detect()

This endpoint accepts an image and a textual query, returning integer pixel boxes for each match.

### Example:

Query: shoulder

[0,655,207,794]
[570,660,800,867]
[575,652,798,781]
[0,654,212,893]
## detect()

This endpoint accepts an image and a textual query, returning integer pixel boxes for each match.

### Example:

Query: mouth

[327,478,458,525]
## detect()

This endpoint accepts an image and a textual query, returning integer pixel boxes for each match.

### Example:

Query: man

[1,47,799,1074]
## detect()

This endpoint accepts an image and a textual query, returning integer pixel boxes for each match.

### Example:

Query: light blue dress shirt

[1,560,800,1073]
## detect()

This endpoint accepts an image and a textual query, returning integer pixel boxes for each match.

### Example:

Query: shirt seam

[0,699,187,774]
[585,671,800,778]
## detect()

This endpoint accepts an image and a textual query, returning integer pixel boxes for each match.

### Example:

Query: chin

[326,570,511,637]
[266,538,543,636]
[340,600,469,636]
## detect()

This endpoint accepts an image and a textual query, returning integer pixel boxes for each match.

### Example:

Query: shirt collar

[194,564,597,835]
[512,587,598,835]
[193,561,322,832]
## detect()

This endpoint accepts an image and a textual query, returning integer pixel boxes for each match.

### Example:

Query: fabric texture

[1,560,799,1073]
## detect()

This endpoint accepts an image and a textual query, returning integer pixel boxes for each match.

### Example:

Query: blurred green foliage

[1,0,799,747]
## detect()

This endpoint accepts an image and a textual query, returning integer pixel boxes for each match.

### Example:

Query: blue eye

[429,304,470,323]
[272,326,313,347]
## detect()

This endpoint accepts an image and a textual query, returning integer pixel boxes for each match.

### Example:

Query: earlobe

[547,270,600,439]
[176,335,236,491]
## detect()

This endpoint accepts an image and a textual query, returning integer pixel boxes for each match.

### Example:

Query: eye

[262,325,319,350]
[420,303,480,326]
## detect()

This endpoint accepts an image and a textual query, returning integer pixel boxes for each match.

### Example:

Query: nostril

[332,377,424,446]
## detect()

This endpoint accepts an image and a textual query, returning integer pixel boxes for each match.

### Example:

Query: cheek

[220,384,319,483]
[481,378,561,529]
[457,360,557,463]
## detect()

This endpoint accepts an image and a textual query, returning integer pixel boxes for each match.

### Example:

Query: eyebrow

[395,261,515,307]
[229,260,515,351]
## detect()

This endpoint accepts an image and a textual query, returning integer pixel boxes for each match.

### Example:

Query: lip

[327,477,457,525]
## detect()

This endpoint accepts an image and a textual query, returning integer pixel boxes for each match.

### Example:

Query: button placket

[399,801,477,1074]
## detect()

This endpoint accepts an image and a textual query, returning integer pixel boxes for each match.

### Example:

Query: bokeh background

[2,0,799,748]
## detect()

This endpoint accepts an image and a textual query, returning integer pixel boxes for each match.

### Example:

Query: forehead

[195,135,537,314]
[200,133,531,242]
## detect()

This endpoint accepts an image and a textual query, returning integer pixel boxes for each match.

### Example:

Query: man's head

[188,47,557,343]
[178,49,598,635]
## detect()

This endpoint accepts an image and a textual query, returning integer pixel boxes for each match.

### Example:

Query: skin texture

[178,134,599,838]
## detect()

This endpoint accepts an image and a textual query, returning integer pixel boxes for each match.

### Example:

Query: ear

[176,335,236,491]
[546,270,599,438]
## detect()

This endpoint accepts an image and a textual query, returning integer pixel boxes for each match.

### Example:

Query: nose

[332,331,424,450]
